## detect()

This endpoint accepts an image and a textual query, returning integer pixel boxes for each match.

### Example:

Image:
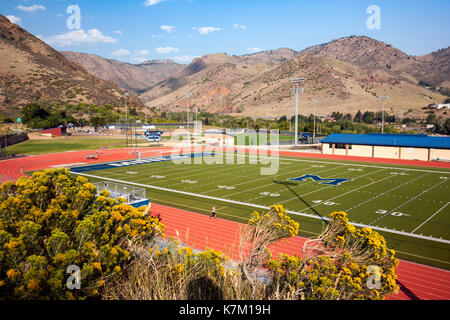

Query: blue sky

[1,0,449,64]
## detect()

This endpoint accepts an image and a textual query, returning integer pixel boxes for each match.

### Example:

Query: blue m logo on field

[289,175,351,186]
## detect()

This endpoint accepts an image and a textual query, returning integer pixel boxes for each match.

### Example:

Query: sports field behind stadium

[70,151,450,269]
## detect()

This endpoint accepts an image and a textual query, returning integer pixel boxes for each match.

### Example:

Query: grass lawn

[6,137,127,155]
[70,152,450,269]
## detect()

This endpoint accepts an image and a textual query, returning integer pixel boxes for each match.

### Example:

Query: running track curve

[1,146,449,300]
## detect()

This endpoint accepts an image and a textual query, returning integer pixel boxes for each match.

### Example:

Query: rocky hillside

[240,48,298,65]
[0,14,142,118]
[61,51,184,95]
[416,47,450,89]
[140,37,448,118]
[2,14,446,121]
[299,36,450,89]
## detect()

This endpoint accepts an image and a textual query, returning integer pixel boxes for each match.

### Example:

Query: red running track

[1,147,449,300]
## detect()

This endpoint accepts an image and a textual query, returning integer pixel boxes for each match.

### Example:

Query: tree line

[6,102,450,136]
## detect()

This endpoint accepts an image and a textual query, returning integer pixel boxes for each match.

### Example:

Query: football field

[70,152,450,269]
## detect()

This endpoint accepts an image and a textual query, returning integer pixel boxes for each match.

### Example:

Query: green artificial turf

[6,137,127,155]
[72,152,450,269]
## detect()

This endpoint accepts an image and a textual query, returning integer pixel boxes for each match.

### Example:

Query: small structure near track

[41,126,67,137]
[93,181,150,208]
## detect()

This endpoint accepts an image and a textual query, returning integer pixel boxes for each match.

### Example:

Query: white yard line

[73,171,450,245]
[199,164,345,205]
[345,173,431,212]
[368,177,448,226]
[411,201,450,234]
[234,152,450,175]
[277,168,387,207]
[213,163,343,198]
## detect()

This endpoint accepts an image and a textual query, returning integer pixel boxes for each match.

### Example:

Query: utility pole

[125,92,129,148]
[194,99,199,123]
[379,96,389,133]
[288,103,292,133]
[312,99,318,142]
[291,78,305,146]
[144,106,148,125]
[186,92,192,141]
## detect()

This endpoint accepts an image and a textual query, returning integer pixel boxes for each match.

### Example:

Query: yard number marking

[218,185,236,190]
[312,200,339,206]
[260,192,280,197]
[376,209,409,217]
[181,179,198,184]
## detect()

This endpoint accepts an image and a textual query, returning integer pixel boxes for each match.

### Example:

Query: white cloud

[192,26,221,35]
[113,30,123,35]
[155,46,179,54]
[144,0,166,6]
[111,49,131,57]
[150,34,164,39]
[160,25,176,33]
[247,47,263,53]
[43,29,117,47]
[233,24,246,30]
[173,55,199,63]
[16,5,46,13]
[133,57,149,63]
[6,15,22,26]
[136,50,150,56]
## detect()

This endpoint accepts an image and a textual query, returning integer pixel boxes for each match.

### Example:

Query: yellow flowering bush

[240,205,300,288]
[104,208,398,301]
[265,211,399,300]
[0,169,165,300]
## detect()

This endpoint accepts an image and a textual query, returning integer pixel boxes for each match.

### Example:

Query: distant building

[426,103,450,110]
[436,104,450,110]
[321,133,450,161]
[41,126,66,137]
[204,131,235,146]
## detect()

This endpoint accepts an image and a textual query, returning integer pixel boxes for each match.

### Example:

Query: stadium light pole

[186,92,192,141]
[194,98,199,123]
[124,92,129,148]
[288,103,292,133]
[379,96,389,134]
[312,99,318,142]
[291,78,305,146]
[125,92,129,122]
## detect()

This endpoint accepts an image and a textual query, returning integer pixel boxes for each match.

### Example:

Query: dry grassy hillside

[0,14,142,118]
[142,43,447,119]
[62,51,184,95]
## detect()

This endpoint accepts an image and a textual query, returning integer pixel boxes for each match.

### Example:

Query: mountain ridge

[0,14,142,118]
[62,34,448,118]
[1,15,448,120]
